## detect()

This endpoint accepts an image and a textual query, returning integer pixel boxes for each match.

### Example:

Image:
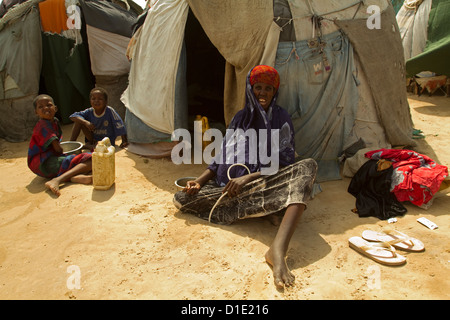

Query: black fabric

[79,0,138,38]
[273,0,296,42]
[348,159,407,220]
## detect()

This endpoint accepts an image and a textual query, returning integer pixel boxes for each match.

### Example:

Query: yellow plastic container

[195,115,210,150]
[92,137,115,190]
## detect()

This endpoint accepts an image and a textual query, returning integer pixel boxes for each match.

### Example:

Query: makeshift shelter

[122,0,416,182]
[0,0,141,142]
[0,0,42,142]
[79,0,140,120]
[38,0,94,125]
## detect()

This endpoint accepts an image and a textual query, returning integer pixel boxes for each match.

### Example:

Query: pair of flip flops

[349,229,425,266]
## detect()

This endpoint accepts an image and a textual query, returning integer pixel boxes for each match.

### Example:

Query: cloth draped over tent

[121,0,189,135]
[38,0,69,33]
[396,0,432,61]
[0,3,42,142]
[80,0,139,120]
[275,31,359,181]
[335,5,416,148]
[406,0,450,77]
[121,0,273,136]
[267,0,412,181]
[39,0,94,124]
[122,0,416,181]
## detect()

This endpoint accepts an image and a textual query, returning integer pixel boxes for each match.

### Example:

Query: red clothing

[28,118,62,177]
[28,118,91,178]
[365,149,448,206]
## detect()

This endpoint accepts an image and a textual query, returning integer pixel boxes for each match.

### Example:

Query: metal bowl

[175,177,197,189]
[61,141,83,155]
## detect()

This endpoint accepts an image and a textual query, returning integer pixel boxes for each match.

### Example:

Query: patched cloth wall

[335,5,416,148]
[0,5,42,142]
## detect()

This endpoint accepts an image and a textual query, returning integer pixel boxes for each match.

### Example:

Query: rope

[208,163,250,223]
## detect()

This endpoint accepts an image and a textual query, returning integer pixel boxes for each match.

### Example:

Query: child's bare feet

[265,247,296,289]
[70,175,92,185]
[45,179,61,197]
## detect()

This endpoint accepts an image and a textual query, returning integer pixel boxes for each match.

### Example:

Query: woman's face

[252,82,275,111]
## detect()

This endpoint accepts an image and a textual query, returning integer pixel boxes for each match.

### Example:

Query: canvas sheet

[397,0,431,60]
[121,0,189,134]
[79,0,137,38]
[86,25,131,76]
[0,94,38,142]
[335,5,416,148]
[406,0,450,76]
[0,6,41,99]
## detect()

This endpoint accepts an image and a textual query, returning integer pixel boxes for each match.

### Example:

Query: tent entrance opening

[185,10,226,126]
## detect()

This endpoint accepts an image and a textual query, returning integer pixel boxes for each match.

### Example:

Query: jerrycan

[92,137,115,190]
[195,115,210,151]
[201,116,210,150]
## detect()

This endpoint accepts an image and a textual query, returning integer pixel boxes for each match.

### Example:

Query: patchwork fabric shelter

[122,0,416,182]
[80,0,140,120]
[0,0,141,142]
[0,0,42,142]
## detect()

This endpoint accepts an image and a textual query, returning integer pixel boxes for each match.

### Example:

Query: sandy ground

[0,93,449,301]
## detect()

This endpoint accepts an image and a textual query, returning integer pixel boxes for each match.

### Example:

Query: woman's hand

[223,175,251,197]
[223,171,261,197]
[182,169,216,196]
[183,180,202,195]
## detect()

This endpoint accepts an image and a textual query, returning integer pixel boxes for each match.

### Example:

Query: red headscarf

[249,65,280,91]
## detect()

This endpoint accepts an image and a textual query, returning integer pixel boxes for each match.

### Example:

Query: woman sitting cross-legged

[173,65,318,288]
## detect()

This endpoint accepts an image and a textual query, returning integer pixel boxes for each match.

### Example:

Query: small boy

[28,94,93,197]
[69,87,128,149]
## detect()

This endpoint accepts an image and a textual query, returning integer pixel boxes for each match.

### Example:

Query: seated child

[28,94,93,197]
[69,87,128,150]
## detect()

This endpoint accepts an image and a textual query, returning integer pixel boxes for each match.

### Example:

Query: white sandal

[362,229,425,252]
[349,236,407,266]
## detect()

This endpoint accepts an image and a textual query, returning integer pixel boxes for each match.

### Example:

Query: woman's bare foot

[70,175,92,185]
[265,247,295,288]
[45,179,61,197]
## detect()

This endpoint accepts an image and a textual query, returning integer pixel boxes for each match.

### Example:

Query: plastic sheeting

[406,0,450,77]
[396,0,432,60]
[86,25,131,76]
[121,0,189,134]
[0,6,41,142]
[79,0,138,38]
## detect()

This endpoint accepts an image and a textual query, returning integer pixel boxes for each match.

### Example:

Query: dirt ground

[0,93,449,300]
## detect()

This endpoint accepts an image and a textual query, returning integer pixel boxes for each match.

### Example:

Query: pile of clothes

[348,148,448,220]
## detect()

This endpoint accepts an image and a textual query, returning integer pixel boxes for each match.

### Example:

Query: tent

[0,0,42,142]
[0,0,141,142]
[394,0,450,95]
[122,0,416,182]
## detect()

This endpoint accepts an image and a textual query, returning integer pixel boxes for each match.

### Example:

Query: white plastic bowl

[175,177,197,189]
